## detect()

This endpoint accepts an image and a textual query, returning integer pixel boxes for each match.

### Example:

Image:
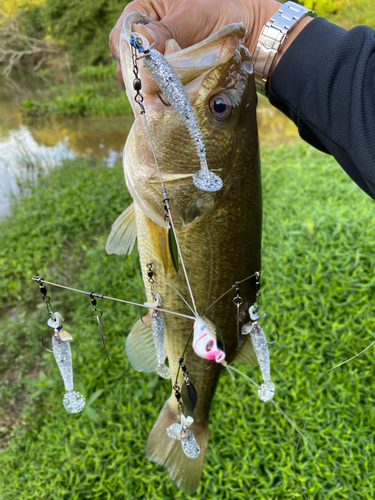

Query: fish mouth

[120,12,249,100]
[121,12,255,229]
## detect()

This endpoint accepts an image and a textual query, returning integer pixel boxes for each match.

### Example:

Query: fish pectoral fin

[147,399,208,493]
[106,202,137,255]
[233,336,258,365]
[125,314,158,372]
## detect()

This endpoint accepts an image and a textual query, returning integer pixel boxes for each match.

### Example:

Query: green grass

[0,143,375,498]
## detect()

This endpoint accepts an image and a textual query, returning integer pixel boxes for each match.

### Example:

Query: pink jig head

[192,316,226,363]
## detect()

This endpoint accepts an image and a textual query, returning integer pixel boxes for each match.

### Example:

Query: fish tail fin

[146,398,209,493]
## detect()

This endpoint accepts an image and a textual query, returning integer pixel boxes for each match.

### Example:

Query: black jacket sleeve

[268,18,375,200]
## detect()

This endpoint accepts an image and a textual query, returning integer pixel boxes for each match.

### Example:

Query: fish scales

[120,14,262,492]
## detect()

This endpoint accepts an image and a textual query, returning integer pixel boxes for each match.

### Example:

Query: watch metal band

[253,1,316,95]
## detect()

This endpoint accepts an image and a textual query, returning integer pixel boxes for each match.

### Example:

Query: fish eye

[209,93,232,121]
[206,340,214,351]
[137,37,143,45]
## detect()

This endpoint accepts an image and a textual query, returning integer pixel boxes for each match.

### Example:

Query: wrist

[252,1,316,95]
[268,16,313,90]
[248,1,281,55]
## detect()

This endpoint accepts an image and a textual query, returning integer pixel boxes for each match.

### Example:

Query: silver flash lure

[129,33,223,192]
[48,312,85,413]
[167,414,201,459]
[151,293,173,379]
[242,306,275,402]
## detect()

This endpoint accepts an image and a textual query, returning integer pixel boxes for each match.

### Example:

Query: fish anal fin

[233,336,258,365]
[125,314,158,372]
[106,203,137,255]
[147,399,209,493]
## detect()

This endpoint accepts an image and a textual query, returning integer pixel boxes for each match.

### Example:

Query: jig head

[167,413,201,459]
[192,316,226,363]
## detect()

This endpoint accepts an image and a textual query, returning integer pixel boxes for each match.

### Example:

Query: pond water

[0,94,299,219]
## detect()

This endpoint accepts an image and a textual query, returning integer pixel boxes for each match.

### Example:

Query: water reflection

[0,101,133,217]
[28,114,134,159]
[257,95,300,147]
[0,125,75,205]
[0,95,300,218]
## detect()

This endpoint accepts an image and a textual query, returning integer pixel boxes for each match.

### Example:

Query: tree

[40,0,131,64]
[0,15,60,90]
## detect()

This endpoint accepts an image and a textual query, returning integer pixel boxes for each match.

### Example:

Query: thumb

[131,4,216,54]
[132,20,180,54]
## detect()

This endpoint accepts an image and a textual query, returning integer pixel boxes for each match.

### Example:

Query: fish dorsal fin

[125,314,158,372]
[106,203,137,255]
[233,337,257,365]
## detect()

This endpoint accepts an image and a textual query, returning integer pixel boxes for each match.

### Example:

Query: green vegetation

[8,0,374,119]
[0,0,131,65]
[1,0,133,117]
[329,0,375,30]
[2,0,375,496]
[299,0,345,16]
[37,0,130,65]
[21,61,132,118]
[1,143,374,498]
[4,0,375,118]
[298,0,375,28]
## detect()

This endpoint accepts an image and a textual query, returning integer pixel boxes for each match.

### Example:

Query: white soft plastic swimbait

[48,312,85,413]
[150,293,173,379]
[128,32,223,193]
[167,413,200,459]
[242,305,275,401]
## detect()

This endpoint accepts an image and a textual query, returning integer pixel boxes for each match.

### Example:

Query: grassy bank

[0,144,375,498]
[21,62,132,118]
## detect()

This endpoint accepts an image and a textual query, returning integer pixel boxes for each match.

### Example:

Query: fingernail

[133,23,162,52]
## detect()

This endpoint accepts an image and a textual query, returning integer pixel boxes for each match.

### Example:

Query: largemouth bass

[107,12,262,493]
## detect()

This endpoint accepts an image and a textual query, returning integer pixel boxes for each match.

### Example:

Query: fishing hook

[155,90,171,107]
[267,329,280,345]
[140,315,152,328]
[41,336,53,353]
[90,292,110,362]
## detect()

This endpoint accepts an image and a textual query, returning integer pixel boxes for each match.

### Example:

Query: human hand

[109,0,282,85]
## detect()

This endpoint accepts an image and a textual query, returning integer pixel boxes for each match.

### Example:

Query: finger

[109,0,166,85]
[110,0,216,57]
[133,0,218,53]
[109,0,167,61]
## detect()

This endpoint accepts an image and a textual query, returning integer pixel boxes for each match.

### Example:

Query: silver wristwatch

[253,1,316,95]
